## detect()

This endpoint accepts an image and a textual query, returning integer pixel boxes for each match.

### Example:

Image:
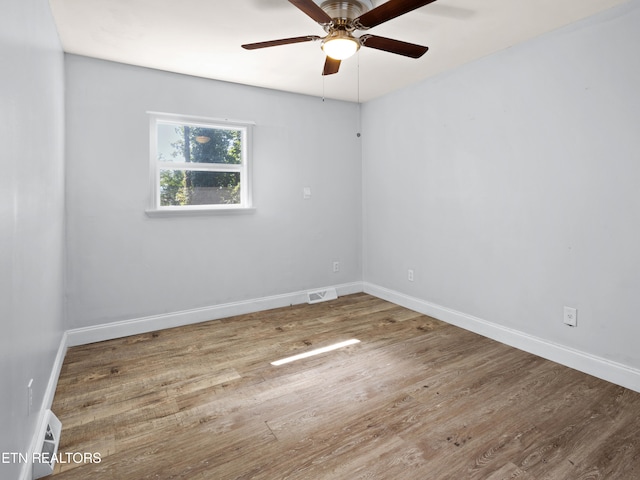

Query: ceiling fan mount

[317,0,373,26]
[242,0,436,76]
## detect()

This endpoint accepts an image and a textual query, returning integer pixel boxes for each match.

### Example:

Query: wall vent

[33,410,62,479]
[307,287,338,304]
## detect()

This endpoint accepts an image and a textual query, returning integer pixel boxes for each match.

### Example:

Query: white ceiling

[49,0,629,103]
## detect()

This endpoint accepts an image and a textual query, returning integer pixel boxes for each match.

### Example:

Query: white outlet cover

[564,306,577,327]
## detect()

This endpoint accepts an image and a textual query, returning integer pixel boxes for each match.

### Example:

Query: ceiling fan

[242,0,437,75]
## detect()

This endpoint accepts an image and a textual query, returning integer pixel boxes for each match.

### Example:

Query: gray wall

[362,0,640,369]
[64,56,362,328]
[0,0,66,477]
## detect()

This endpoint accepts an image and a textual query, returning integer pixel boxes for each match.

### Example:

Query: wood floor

[50,293,640,479]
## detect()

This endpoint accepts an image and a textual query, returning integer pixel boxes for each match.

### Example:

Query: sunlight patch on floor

[271,339,361,366]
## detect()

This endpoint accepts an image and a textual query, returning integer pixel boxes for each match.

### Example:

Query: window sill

[145,207,256,217]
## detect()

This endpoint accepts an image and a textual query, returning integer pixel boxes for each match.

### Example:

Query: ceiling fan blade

[355,0,438,29]
[323,56,341,75]
[360,35,428,58]
[289,0,333,25]
[242,35,321,50]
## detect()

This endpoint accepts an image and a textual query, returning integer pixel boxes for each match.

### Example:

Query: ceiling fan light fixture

[322,31,360,60]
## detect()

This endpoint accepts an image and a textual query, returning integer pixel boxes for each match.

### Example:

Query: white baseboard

[364,282,640,394]
[67,282,364,347]
[20,332,69,480]
[34,279,640,480]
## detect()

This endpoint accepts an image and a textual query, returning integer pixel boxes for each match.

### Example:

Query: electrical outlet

[408,269,414,282]
[27,379,33,416]
[564,306,577,327]
[333,261,340,273]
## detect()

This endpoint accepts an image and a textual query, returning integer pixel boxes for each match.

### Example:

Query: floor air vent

[307,287,338,304]
[33,410,62,479]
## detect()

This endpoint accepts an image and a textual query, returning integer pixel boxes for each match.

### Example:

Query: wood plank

[50,293,640,479]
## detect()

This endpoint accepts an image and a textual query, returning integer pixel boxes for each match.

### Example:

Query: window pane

[160,170,241,206]
[157,123,242,165]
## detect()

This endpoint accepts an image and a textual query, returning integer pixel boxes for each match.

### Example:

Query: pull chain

[357,51,360,104]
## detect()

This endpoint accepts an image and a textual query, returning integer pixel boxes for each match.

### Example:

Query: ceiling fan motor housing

[319,0,373,22]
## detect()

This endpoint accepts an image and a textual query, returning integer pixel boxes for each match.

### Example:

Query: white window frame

[146,112,255,216]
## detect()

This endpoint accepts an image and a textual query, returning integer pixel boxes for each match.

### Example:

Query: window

[148,113,253,214]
